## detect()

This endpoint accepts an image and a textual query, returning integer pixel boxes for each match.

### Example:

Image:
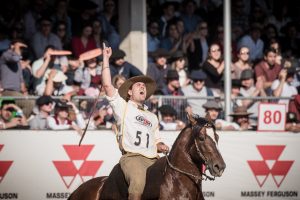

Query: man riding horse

[101,43,170,200]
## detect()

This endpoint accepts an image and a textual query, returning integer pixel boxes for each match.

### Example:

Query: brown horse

[68,114,226,200]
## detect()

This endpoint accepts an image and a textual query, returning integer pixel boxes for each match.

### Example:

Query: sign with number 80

[258,103,286,131]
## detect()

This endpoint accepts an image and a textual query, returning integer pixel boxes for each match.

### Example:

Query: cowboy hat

[118,75,156,101]
[149,48,171,58]
[79,48,102,61]
[45,70,68,82]
[202,100,222,110]
[229,106,253,116]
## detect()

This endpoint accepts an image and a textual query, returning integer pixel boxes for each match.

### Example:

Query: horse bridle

[165,123,215,185]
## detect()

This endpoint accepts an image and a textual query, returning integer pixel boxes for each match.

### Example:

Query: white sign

[258,103,286,131]
[1,130,300,200]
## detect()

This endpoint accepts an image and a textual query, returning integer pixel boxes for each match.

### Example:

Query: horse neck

[168,126,203,175]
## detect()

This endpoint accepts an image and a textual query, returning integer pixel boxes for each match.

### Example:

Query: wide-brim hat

[159,105,177,116]
[79,48,102,61]
[118,75,156,101]
[189,70,207,80]
[52,71,68,82]
[170,51,185,62]
[229,106,253,116]
[36,95,53,106]
[111,49,126,60]
[202,100,222,110]
[149,48,171,58]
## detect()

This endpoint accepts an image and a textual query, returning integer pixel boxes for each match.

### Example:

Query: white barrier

[0,130,299,200]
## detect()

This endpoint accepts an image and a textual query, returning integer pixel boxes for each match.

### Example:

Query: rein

[164,137,215,184]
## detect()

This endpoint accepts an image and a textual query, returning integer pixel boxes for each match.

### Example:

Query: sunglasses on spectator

[193,79,204,83]
[42,102,53,106]
[199,26,207,30]
[42,23,51,27]
[240,51,249,55]
[211,48,220,53]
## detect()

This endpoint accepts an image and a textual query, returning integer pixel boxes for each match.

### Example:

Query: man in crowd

[158,104,185,131]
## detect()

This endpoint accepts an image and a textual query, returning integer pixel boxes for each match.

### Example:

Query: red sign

[0,145,13,184]
[247,145,294,188]
[53,145,103,188]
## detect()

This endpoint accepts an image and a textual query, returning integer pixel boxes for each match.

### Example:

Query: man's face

[156,57,167,66]
[40,102,53,113]
[128,82,147,102]
[235,115,249,126]
[115,58,125,66]
[0,105,14,121]
[41,20,52,35]
[193,79,205,91]
[168,78,180,90]
[162,114,175,123]
[264,52,276,66]
[207,109,219,120]
[241,78,253,89]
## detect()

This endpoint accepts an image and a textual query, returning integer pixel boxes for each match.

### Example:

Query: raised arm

[102,43,116,97]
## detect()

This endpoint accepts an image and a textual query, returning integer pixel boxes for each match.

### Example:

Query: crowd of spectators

[0,0,300,132]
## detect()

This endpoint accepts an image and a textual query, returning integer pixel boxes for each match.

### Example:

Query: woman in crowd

[232,46,252,79]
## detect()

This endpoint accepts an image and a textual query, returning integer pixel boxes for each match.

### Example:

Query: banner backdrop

[0,130,299,200]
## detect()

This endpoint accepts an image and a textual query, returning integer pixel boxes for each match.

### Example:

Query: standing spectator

[147,20,161,63]
[158,2,177,38]
[240,69,267,124]
[0,41,34,117]
[147,48,171,92]
[47,100,85,134]
[170,51,189,87]
[271,67,298,111]
[180,0,201,34]
[254,47,282,95]
[160,22,183,54]
[0,99,28,129]
[109,49,143,79]
[158,105,185,131]
[186,20,210,71]
[29,95,54,130]
[202,43,224,96]
[71,22,97,58]
[92,18,107,49]
[98,0,120,49]
[51,0,72,40]
[182,70,213,117]
[31,17,62,59]
[232,46,252,79]
[23,0,49,41]
[237,23,264,63]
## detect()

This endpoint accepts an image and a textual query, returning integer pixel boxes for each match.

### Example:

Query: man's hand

[157,142,169,153]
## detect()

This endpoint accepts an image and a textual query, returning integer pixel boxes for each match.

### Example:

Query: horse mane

[168,115,210,158]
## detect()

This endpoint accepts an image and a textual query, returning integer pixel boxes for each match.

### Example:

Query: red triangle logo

[63,145,94,160]
[247,160,270,187]
[257,145,284,160]
[0,161,13,184]
[270,160,294,187]
[53,161,77,188]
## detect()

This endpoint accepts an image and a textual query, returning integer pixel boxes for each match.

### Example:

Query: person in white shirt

[101,44,169,200]
[47,100,85,135]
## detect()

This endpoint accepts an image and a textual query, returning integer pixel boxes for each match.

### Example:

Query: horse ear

[205,112,212,123]
[187,112,197,126]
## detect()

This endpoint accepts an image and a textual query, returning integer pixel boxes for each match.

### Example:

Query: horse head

[187,112,226,178]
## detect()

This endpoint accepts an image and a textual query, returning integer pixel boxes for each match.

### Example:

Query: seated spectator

[240,69,267,125]
[229,106,254,131]
[0,41,34,117]
[31,16,62,59]
[170,51,189,87]
[254,47,282,95]
[112,74,126,89]
[232,46,252,79]
[29,95,54,130]
[202,100,222,125]
[182,70,213,117]
[0,99,28,129]
[147,19,161,63]
[74,48,103,93]
[285,112,300,133]
[160,22,183,54]
[271,66,298,111]
[147,48,171,92]
[158,105,185,131]
[44,70,75,101]
[71,22,97,58]
[32,45,70,95]
[110,49,143,79]
[47,100,85,134]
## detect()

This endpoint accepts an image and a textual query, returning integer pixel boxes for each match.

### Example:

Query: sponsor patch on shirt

[136,115,152,127]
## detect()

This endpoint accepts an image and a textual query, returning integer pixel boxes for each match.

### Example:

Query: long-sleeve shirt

[47,113,86,130]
